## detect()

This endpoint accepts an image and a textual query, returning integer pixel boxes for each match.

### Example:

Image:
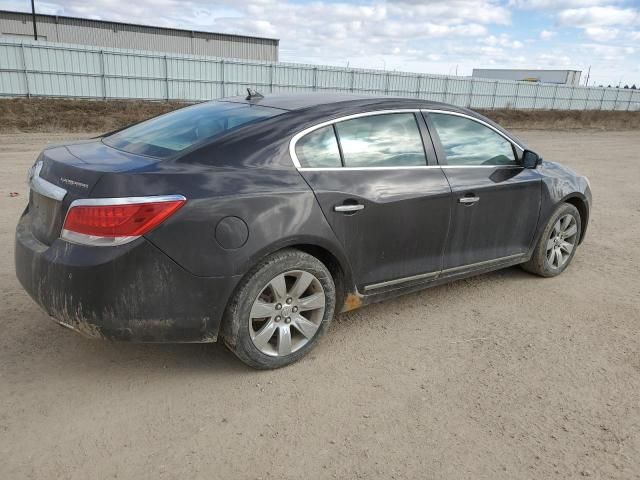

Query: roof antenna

[246,88,264,100]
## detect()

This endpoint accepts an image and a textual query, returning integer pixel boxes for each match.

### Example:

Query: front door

[424,111,542,270]
[293,111,452,290]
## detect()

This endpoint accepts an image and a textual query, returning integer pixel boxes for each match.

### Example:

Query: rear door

[293,110,452,291]
[423,110,541,270]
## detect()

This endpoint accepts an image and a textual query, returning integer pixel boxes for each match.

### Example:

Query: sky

[2,0,639,86]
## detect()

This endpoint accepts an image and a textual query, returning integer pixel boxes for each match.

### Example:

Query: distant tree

[598,84,603,87]
[624,85,629,89]
[607,84,612,88]
[632,84,637,90]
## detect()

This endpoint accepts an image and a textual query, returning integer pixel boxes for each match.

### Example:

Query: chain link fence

[1,38,639,111]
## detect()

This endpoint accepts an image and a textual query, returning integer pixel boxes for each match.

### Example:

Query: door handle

[334,204,365,212]
[458,196,480,205]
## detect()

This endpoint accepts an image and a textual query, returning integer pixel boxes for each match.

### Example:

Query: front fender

[533,160,592,249]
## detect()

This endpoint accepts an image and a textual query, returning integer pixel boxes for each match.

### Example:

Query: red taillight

[61,196,185,245]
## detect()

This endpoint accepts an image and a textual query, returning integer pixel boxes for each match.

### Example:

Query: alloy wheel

[546,213,578,269]
[249,270,326,357]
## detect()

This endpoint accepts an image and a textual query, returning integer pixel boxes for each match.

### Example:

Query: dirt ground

[0,130,639,479]
[2,98,640,133]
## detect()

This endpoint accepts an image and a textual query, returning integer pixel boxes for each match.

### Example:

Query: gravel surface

[1,131,639,479]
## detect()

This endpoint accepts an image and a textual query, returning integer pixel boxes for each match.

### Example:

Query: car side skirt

[340,252,530,312]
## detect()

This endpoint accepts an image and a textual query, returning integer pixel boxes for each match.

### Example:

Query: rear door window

[334,113,427,167]
[103,101,285,158]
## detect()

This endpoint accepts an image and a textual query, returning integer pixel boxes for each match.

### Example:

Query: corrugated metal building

[472,69,582,86]
[0,10,279,61]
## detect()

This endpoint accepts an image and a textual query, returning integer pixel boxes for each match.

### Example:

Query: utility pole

[584,65,591,86]
[31,0,38,40]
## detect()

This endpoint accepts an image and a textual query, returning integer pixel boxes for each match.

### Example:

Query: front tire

[521,203,581,277]
[222,249,336,369]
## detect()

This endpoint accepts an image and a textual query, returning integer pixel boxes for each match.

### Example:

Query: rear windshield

[103,101,285,158]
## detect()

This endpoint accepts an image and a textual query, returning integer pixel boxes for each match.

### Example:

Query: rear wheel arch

[256,236,350,277]
[288,243,351,312]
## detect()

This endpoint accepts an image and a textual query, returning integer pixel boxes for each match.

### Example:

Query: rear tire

[521,203,581,277]
[222,248,335,369]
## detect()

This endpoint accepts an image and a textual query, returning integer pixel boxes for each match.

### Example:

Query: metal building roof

[0,10,279,43]
[0,9,279,61]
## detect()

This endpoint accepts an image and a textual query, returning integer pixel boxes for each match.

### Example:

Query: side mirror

[522,150,542,169]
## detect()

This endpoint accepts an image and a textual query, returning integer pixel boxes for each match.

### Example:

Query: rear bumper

[15,213,239,342]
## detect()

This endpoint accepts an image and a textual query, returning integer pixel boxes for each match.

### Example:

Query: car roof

[222,93,462,113]
[219,93,524,147]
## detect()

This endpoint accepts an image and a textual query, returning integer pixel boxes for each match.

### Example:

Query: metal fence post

[533,83,540,110]
[491,81,498,109]
[220,59,225,98]
[443,77,449,103]
[269,63,274,93]
[467,78,474,107]
[599,88,606,110]
[585,87,594,110]
[350,69,355,93]
[163,55,169,101]
[551,85,558,110]
[613,87,620,110]
[99,50,107,100]
[20,43,30,97]
[568,85,576,110]
[312,67,318,92]
[384,72,390,95]
[627,90,634,111]
[513,82,520,109]
[415,75,421,98]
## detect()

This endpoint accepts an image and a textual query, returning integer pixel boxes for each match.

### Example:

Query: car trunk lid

[28,140,158,246]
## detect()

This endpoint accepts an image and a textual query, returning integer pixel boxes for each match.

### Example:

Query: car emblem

[60,178,89,189]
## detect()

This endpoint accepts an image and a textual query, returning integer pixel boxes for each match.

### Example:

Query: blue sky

[2,0,639,86]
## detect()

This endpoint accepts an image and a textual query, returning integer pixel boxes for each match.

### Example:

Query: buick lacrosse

[15,93,591,368]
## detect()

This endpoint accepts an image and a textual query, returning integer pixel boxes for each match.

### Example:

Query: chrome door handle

[458,196,480,205]
[334,204,365,212]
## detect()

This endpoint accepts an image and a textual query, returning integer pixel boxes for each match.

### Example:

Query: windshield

[103,101,285,158]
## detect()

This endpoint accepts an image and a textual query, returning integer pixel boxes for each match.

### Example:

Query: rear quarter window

[103,101,285,158]
[295,125,342,168]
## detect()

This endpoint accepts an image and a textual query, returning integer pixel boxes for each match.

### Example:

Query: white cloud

[387,1,511,26]
[540,30,556,39]
[557,6,638,27]
[584,26,619,41]
[509,0,611,9]
[535,52,573,66]
[19,0,510,69]
[483,33,524,48]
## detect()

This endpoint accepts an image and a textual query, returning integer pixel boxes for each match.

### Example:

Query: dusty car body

[15,94,591,368]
